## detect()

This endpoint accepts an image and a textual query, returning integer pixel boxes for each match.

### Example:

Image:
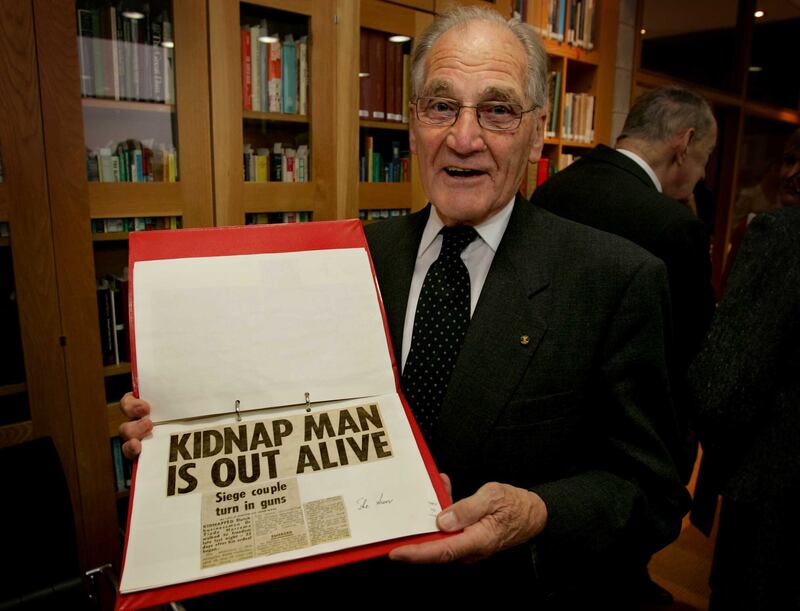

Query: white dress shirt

[617,148,663,192]
[400,197,515,372]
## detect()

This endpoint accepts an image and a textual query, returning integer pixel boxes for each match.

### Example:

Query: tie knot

[440,225,478,257]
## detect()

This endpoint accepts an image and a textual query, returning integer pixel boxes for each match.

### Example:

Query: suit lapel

[435,197,551,468]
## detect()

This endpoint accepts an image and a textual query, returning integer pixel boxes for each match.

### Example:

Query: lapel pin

[520,335,530,346]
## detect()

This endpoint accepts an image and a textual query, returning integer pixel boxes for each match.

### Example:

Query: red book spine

[536,158,550,186]
[241,28,252,110]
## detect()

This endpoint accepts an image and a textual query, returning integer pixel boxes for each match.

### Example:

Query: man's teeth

[445,167,482,176]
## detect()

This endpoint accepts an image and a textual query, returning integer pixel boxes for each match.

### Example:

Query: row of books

[243,143,309,182]
[245,212,312,224]
[520,0,597,49]
[359,29,410,124]
[545,71,563,138]
[77,2,175,103]
[91,216,182,234]
[242,25,308,115]
[111,437,133,493]
[360,138,410,183]
[87,141,178,182]
[561,92,595,142]
[358,209,410,221]
[97,270,129,367]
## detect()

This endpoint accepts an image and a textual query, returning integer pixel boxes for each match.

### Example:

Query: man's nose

[446,107,487,154]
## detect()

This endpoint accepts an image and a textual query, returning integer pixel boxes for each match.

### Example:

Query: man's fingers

[120,392,150,418]
[436,482,503,532]
[439,472,453,499]
[122,438,143,461]
[389,524,490,564]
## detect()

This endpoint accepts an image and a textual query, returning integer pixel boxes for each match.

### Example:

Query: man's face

[662,122,717,203]
[410,21,544,226]
[778,147,800,207]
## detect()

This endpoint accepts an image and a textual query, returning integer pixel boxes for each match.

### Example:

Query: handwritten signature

[355,492,394,510]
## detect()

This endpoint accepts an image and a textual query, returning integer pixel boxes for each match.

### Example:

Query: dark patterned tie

[402,225,478,441]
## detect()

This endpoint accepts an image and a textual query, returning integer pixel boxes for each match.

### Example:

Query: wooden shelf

[92,232,130,242]
[88,182,183,218]
[561,139,594,149]
[360,119,409,131]
[0,421,33,449]
[359,182,412,209]
[542,38,600,65]
[104,362,132,377]
[81,97,176,113]
[242,181,320,213]
[107,402,125,438]
[0,382,26,397]
[243,110,309,123]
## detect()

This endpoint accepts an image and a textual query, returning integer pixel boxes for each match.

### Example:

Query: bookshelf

[0,0,622,578]
[521,0,619,195]
[211,0,337,226]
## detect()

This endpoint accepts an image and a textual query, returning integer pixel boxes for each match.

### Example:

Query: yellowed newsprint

[191,403,390,569]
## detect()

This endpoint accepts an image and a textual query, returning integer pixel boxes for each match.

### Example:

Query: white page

[120,394,441,593]
[133,248,396,422]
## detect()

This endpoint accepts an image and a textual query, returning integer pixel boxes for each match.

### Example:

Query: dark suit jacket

[531,144,715,478]
[689,206,800,608]
[365,196,689,603]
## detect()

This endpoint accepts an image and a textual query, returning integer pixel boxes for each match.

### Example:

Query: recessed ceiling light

[754,10,765,18]
[389,35,411,43]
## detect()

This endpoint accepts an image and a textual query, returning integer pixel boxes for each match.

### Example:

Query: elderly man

[122,7,687,606]
[531,86,716,603]
[532,87,717,480]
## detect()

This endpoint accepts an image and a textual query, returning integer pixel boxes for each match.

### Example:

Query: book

[297,36,308,116]
[250,25,261,112]
[241,28,252,110]
[268,37,282,113]
[281,35,297,114]
[116,222,450,607]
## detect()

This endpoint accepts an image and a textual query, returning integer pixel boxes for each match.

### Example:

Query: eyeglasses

[413,96,536,131]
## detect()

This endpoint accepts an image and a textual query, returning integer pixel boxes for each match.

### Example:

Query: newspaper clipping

[166,403,392,569]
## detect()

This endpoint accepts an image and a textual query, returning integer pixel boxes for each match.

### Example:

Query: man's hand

[389,482,547,564]
[119,392,153,460]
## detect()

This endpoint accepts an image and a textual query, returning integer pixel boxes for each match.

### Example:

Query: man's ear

[409,103,418,155]
[673,127,695,165]
[528,109,546,164]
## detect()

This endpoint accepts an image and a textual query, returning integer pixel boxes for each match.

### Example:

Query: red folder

[116,220,451,610]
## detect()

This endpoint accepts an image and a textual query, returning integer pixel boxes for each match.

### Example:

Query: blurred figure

[721,128,800,292]
[690,203,800,610]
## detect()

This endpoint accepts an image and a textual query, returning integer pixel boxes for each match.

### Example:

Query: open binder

[116,220,450,610]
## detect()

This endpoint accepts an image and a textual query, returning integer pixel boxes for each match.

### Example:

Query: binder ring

[305,392,311,413]
[234,399,241,422]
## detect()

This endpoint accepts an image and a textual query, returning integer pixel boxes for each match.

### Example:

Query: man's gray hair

[410,6,548,109]
[618,86,714,144]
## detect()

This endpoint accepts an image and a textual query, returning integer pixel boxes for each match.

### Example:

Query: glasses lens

[418,97,458,125]
[478,102,522,130]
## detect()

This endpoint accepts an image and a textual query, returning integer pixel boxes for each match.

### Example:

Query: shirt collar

[617,148,662,192]
[417,196,516,258]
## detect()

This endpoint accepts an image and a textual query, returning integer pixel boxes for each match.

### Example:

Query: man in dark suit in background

[531,85,717,603]
[533,86,716,480]
[122,8,688,606]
